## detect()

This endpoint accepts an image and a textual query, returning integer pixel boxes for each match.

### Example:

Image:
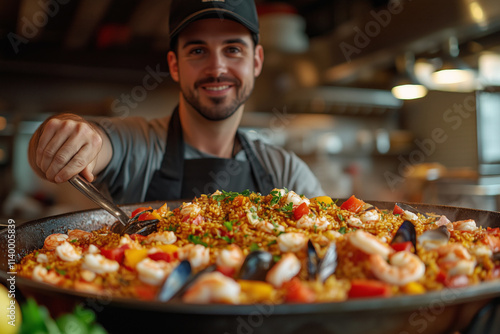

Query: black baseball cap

[168,0,260,50]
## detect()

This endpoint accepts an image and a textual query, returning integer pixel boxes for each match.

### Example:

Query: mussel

[418,225,450,250]
[111,208,160,236]
[391,220,417,254]
[238,250,274,281]
[158,260,192,302]
[158,261,217,302]
[307,240,337,283]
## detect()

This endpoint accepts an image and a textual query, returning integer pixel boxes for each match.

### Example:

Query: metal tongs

[68,175,159,235]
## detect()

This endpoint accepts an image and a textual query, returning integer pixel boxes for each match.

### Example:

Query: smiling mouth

[204,85,230,91]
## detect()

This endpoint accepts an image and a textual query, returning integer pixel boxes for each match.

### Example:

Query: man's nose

[204,53,227,77]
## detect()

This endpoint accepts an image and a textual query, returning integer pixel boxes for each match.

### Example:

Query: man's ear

[254,44,264,78]
[167,51,179,82]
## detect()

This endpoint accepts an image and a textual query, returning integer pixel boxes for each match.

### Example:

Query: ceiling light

[431,68,475,85]
[391,83,428,100]
[391,52,428,100]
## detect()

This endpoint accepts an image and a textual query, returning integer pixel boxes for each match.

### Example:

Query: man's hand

[28,113,110,183]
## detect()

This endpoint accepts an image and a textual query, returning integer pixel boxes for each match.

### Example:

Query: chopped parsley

[273,254,282,262]
[269,189,283,206]
[69,239,78,243]
[224,220,238,232]
[249,243,260,251]
[221,236,235,244]
[55,268,66,276]
[252,197,261,204]
[339,226,347,234]
[165,224,179,232]
[337,213,345,222]
[278,202,293,215]
[187,234,208,247]
[267,240,277,246]
[212,189,250,203]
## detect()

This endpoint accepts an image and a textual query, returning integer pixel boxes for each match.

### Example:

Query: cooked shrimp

[470,245,493,260]
[435,215,452,228]
[136,258,173,286]
[370,251,425,286]
[277,233,308,252]
[44,233,69,250]
[36,253,49,263]
[452,219,477,232]
[359,209,380,223]
[183,271,241,304]
[402,210,419,222]
[246,209,285,233]
[266,253,301,288]
[81,254,119,274]
[80,269,96,282]
[347,216,363,228]
[178,244,210,271]
[285,190,310,207]
[296,214,330,231]
[482,235,500,252]
[216,244,244,271]
[32,265,63,285]
[145,231,177,245]
[437,244,476,276]
[87,244,100,254]
[68,229,92,241]
[181,202,201,218]
[349,230,393,260]
[55,241,82,262]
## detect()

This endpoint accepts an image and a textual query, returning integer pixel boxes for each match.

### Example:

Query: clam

[391,220,417,254]
[307,240,337,283]
[238,250,274,281]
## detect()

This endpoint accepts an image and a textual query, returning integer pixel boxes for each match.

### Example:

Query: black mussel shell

[307,240,337,283]
[307,240,319,280]
[170,264,217,301]
[419,225,450,243]
[318,243,337,283]
[392,220,417,254]
[158,260,192,302]
[238,250,273,281]
[121,219,159,236]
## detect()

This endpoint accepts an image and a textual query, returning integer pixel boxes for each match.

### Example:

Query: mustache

[194,76,240,88]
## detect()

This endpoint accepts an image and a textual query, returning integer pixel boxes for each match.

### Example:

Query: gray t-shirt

[92,116,325,204]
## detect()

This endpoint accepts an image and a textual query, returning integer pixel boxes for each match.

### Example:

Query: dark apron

[145,107,274,201]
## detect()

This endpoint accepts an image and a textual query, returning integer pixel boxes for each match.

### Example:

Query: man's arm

[28,113,113,183]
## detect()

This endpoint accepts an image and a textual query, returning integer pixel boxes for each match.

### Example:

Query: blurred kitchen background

[1,0,500,223]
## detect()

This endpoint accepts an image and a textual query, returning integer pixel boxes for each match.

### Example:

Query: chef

[28,0,325,204]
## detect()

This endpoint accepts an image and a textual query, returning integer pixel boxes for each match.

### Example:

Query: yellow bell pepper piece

[402,282,426,295]
[124,249,148,268]
[157,244,179,253]
[238,280,274,302]
[311,196,334,205]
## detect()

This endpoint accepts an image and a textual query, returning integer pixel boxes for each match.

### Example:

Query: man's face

[167,18,264,121]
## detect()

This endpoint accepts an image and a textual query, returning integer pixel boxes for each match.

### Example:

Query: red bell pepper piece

[100,244,130,263]
[340,195,365,213]
[393,204,404,215]
[391,241,413,253]
[283,277,316,303]
[348,279,392,298]
[293,202,310,220]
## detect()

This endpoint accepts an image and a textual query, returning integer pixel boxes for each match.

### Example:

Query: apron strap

[237,131,275,195]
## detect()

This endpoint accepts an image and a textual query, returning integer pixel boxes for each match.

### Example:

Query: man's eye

[226,47,241,54]
[189,48,204,55]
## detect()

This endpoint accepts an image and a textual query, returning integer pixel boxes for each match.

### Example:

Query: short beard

[181,77,253,121]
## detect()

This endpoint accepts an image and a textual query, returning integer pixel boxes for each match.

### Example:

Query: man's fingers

[50,141,100,183]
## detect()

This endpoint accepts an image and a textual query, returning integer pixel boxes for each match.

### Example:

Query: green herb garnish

[224,220,237,232]
[337,213,345,221]
[55,268,66,276]
[212,189,251,203]
[221,236,235,244]
[267,240,277,246]
[187,234,208,247]
[273,254,282,262]
[250,243,260,251]
[339,226,347,234]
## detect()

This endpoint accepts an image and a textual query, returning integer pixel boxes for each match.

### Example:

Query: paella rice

[16,189,500,304]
